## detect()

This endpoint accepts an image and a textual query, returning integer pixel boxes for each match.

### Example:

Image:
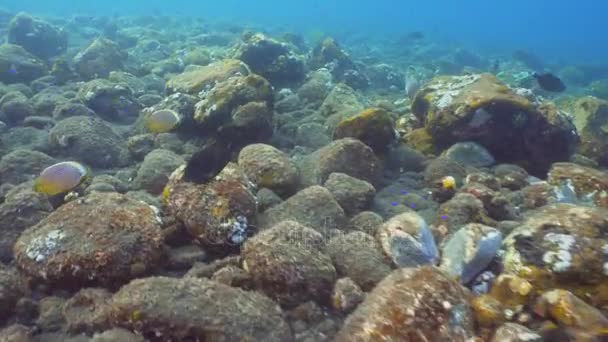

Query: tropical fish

[144,109,181,133]
[533,72,566,92]
[405,66,421,99]
[34,161,88,196]
[441,176,456,190]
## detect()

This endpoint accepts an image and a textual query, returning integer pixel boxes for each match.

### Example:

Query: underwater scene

[1,0,608,341]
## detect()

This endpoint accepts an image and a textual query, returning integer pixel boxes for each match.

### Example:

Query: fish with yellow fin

[441,176,456,190]
[144,109,181,133]
[33,161,89,196]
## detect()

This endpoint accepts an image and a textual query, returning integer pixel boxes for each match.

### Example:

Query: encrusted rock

[238,143,299,196]
[299,138,380,188]
[502,204,608,305]
[443,141,496,168]
[73,38,126,80]
[14,192,164,289]
[412,73,577,175]
[0,44,46,84]
[242,220,336,307]
[331,277,365,314]
[77,78,141,124]
[258,185,346,234]
[235,33,305,87]
[560,96,608,166]
[0,188,52,262]
[335,266,474,341]
[0,149,56,185]
[324,172,376,216]
[534,289,608,336]
[164,163,257,248]
[193,73,274,145]
[333,107,396,153]
[7,12,67,59]
[325,231,392,291]
[491,323,541,342]
[132,149,184,195]
[435,193,495,241]
[547,162,608,207]
[109,276,293,341]
[63,288,112,334]
[0,267,25,322]
[166,59,250,95]
[49,116,129,168]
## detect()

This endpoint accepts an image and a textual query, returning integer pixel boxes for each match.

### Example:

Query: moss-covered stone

[235,33,305,87]
[560,96,608,165]
[0,44,47,84]
[333,107,396,153]
[502,204,608,306]
[547,162,608,208]
[412,73,578,176]
[7,12,68,59]
[335,266,473,341]
[166,59,250,95]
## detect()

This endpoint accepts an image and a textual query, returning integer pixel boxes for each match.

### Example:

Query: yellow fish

[441,176,456,190]
[144,109,181,133]
[34,161,88,196]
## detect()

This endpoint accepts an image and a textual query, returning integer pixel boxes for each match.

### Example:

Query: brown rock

[13,192,164,289]
[335,266,474,341]
[547,162,608,207]
[166,59,250,94]
[110,276,293,341]
[242,220,336,307]
[325,231,392,291]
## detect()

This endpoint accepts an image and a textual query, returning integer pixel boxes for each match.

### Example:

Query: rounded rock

[132,149,184,195]
[238,143,299,196]
[109,276,293,341]
[13,192,164,289]
[324,172,376,216]
[335,266,474,341]
[299,138,380,188]
[258,185,347,234]
[49,116,128,168]
[242,220,337,307]
[325,231,392,291]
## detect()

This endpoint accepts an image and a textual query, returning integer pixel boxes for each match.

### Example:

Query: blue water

[3,0,607,64]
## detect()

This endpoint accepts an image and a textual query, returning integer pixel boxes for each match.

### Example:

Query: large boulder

[299,138,380,188]
[0,44,47,84]
[560,96,608,166]
[49,116,129,168]
[235,33,305,87]
[164,163,257,248]
[547,162,608,208]
[335,266,474,341]
[73,38,126,80]
[258,185,347,234]
[13,192,164,289]
[193,73,274,146]
[242,220,336,307]
[0,188,53,262]
[166,59,250,95]
[412,73,578,176]
[502,204,608,306]
[7,12,68,59]
[77,78,141,124]
[109,276,293,341]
